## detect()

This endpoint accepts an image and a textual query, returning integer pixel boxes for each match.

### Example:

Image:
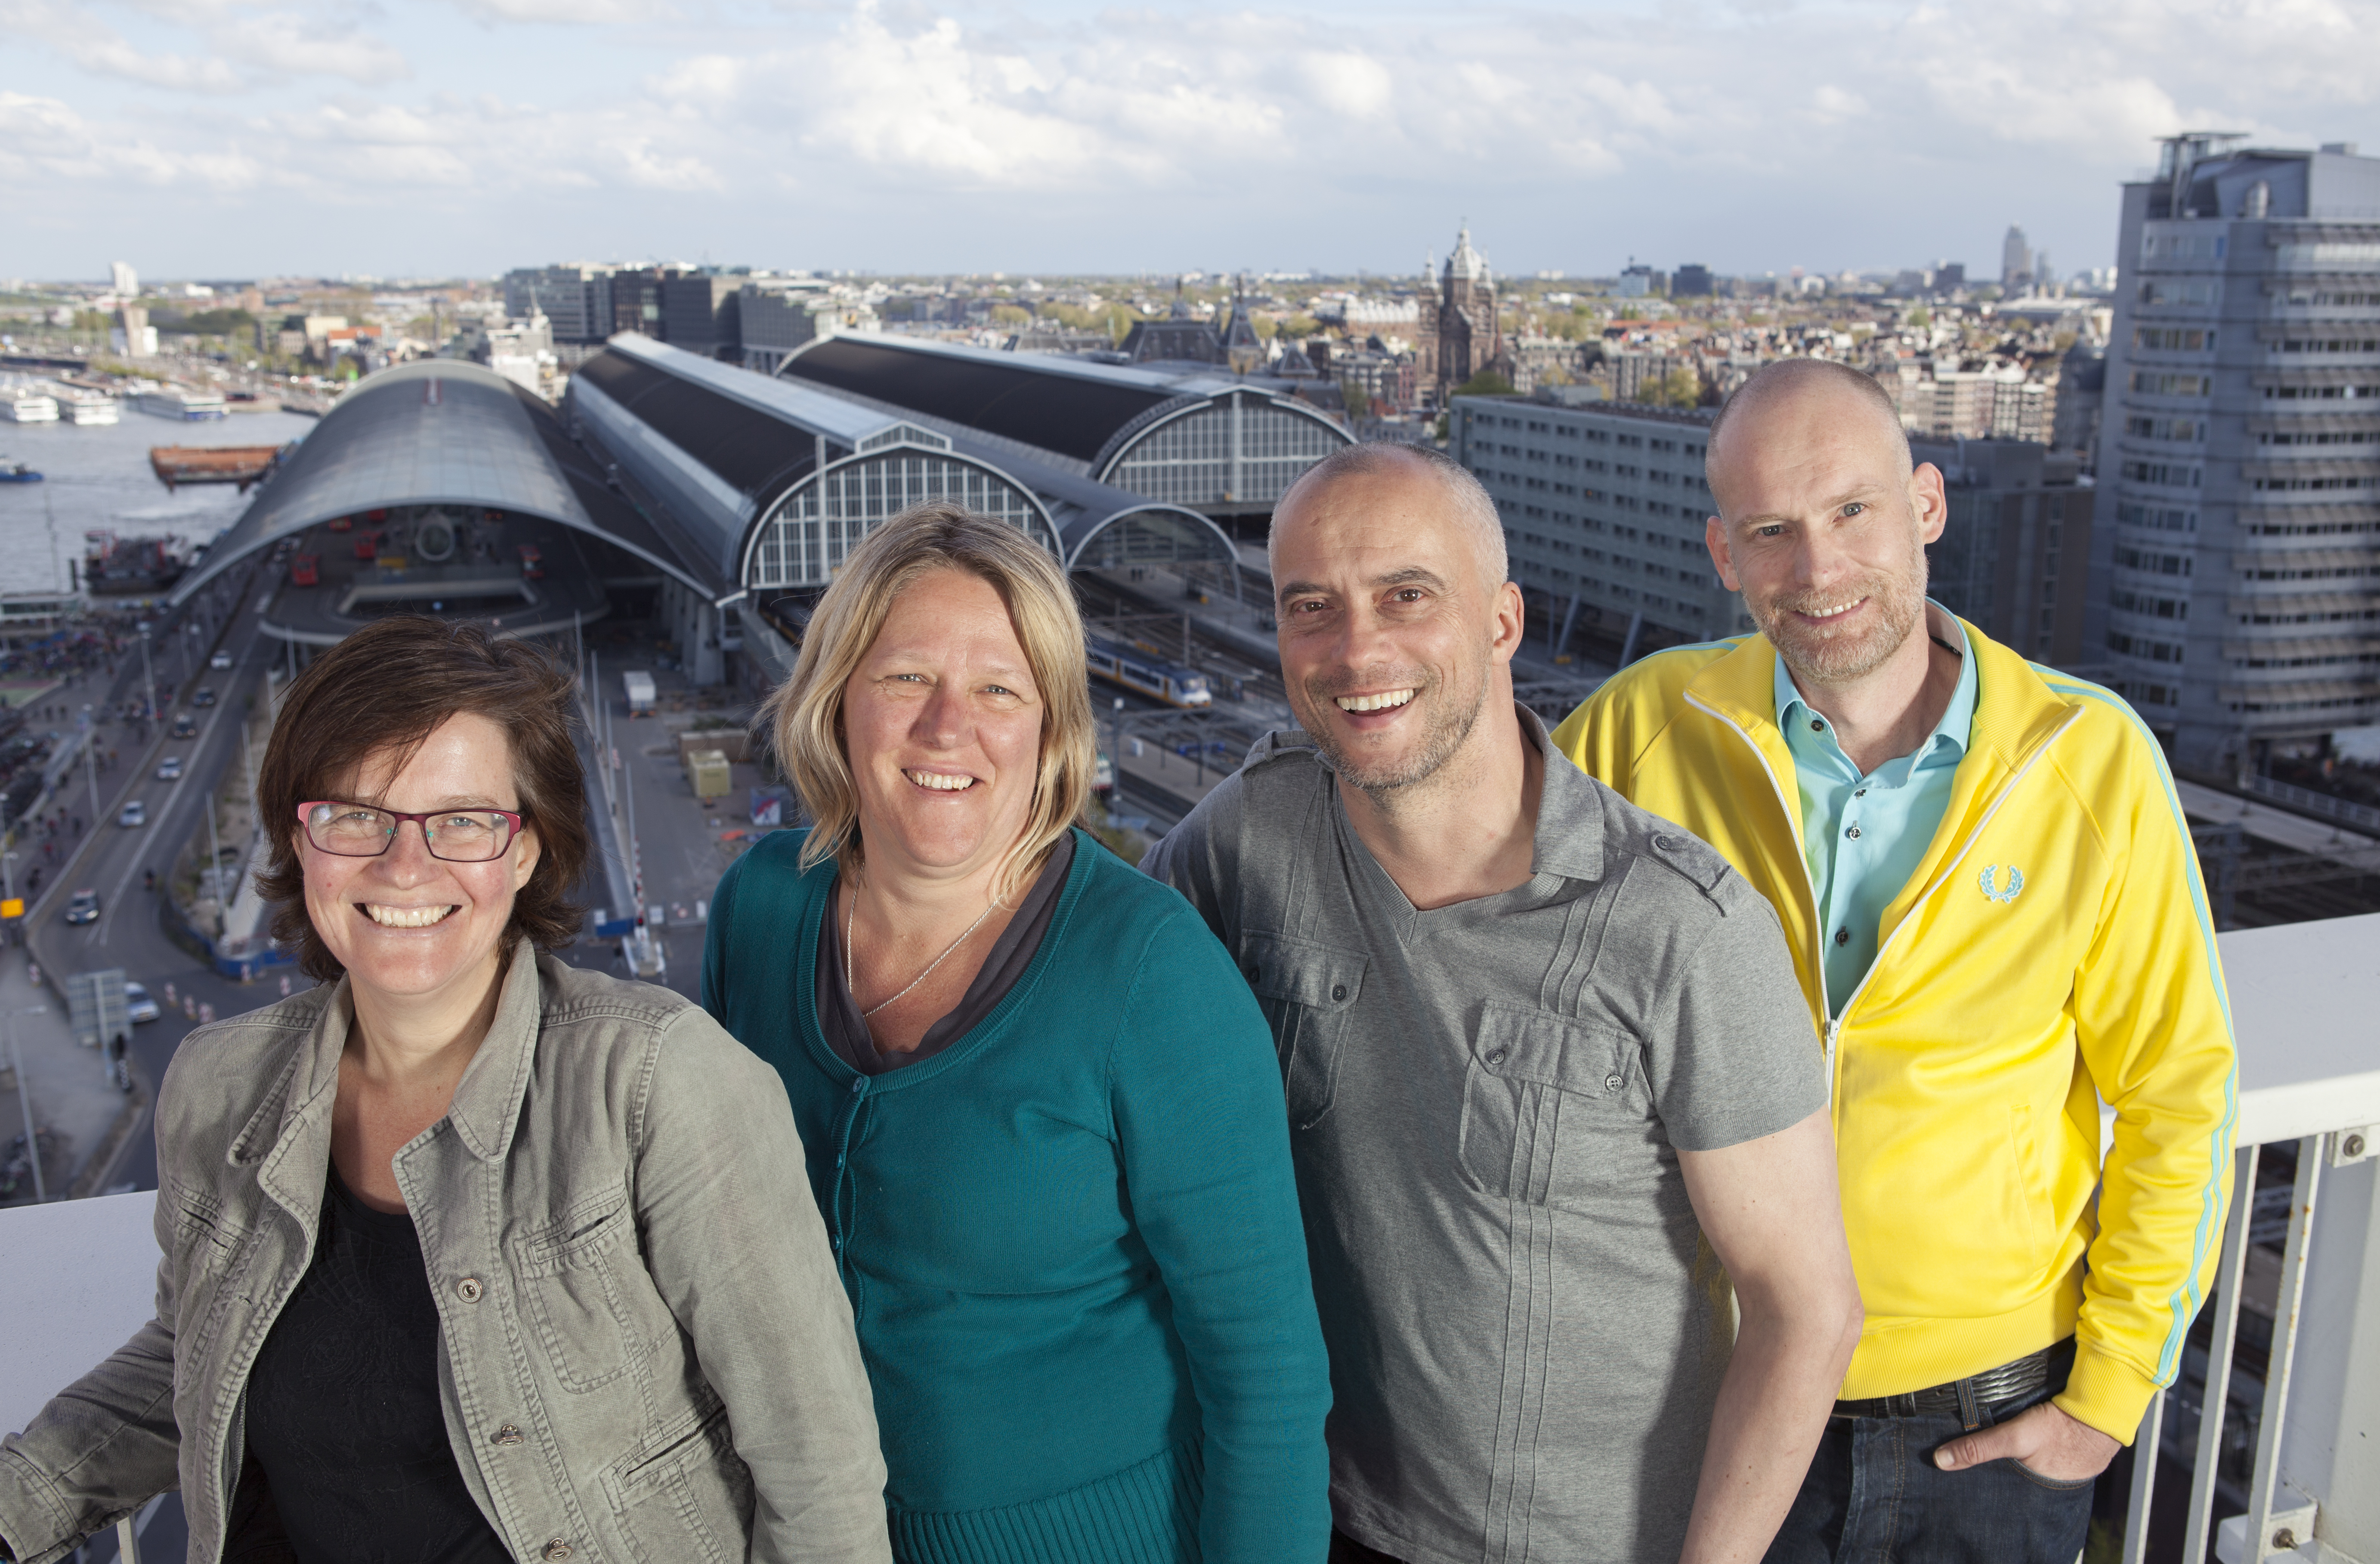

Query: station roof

[167,359,715,606]
[779,334,1237,468]
[581,337,1240,588]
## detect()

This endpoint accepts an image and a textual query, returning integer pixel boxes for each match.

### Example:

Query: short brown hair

[255,617,589,981]
[760,501,1093,902]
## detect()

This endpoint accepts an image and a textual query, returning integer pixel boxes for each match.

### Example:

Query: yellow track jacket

[1550,622,2236,1443]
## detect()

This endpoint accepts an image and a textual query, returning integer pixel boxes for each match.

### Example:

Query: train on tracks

[1086,635,1212,708]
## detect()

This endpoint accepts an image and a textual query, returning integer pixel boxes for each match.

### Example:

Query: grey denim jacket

[0,947,891,1564]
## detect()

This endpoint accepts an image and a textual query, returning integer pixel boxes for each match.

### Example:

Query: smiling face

[1272,456,1524,796]
[841,568,1045,883]
[1705,374,1946,690]
[300,710,540,1009]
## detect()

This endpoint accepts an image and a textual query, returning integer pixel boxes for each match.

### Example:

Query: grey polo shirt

[1144,709,1824,1564]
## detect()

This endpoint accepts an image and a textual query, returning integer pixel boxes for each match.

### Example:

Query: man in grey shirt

[1145,443,1863,1564]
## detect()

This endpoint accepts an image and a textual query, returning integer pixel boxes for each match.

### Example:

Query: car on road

[208,650,233,670]
[117,800,145,828]
[171,715,198,739]
[124,982,160,1024]
[156,756,184,782]
[191,687,216,707]
[64,888,100,925]
[291,553,319,587]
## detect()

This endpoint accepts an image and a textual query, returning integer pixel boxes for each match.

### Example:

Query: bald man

[1553,361,2237,1562]
[1145,442,1862,1564]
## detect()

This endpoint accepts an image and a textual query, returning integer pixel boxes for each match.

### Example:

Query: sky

[4,0,2379,286]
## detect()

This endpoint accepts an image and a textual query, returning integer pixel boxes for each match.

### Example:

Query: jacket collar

[1683,609,2077,776]
[1681,612,2083,928]
[243,942,547,1219]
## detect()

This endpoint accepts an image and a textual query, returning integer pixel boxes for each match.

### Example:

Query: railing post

[2181,1143,2260,1564]
[2123,1388,2165,1564]
[2238,1138,2323,1561]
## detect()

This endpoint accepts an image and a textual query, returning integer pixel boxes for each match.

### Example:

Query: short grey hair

[1274,441,1509,588]
[1709,359,1911,475]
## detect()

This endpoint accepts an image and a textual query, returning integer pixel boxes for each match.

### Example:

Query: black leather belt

[1832,1338,2074,1430]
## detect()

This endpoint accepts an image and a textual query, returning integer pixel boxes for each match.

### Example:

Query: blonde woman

[702,503,1331,1563]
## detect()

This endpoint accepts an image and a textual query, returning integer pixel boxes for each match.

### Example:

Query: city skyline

[5,0,2378,280]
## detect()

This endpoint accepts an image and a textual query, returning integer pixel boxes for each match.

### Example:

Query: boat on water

[130,386,229,421]
[2,388,59,423]
[80,530,191,593]
[0,461,43,484]
[56,386,120,425]
[149,443,291,493]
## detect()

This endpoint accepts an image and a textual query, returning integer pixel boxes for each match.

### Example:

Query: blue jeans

[1763,1381,2095,1564]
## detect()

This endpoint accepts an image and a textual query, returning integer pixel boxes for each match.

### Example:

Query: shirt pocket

[510,1187,666,1394]
[1239,931,1369,1130]
[1456,1000,1665,1215]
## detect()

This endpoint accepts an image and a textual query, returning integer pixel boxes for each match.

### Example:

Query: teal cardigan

[702,828,1332,1564]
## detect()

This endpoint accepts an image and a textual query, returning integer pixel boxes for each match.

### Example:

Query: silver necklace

[845,888,997,1019]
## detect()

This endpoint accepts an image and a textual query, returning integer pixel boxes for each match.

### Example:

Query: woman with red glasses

[0,616,891,1564]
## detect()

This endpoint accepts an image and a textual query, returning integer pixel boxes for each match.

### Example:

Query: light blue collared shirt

[1776,606,1979,1013]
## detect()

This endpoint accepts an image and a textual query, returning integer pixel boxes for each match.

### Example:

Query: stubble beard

[1752,555,1928,689]
[1301,660,1490,800]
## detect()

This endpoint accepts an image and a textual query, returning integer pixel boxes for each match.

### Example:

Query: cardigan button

[849,1077,865,1096]
[455,1277,483,1303]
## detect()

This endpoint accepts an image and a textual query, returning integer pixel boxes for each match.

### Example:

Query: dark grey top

[1143,707,1824,1564]
[818,834,1076,1076]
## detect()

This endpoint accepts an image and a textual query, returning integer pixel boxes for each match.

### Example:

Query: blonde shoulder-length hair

[760,500,1096,901]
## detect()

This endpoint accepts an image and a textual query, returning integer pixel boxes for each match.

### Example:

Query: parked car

[64,888,100,925]
[191,687,216,707]
[156,756,184,782]
[124,981,160,1024]
[117,800,145,828]
[171,715,198,739]
[208,650,233,670]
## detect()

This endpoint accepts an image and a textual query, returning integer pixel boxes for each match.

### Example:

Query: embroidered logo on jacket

[1978,865,2026,904]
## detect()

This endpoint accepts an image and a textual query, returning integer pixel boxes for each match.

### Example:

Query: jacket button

[1845,825,1862,840]
[455,1277,483,1303]
[1652,834,1676,851]
[490,1424,524,1447]
[1605,1073,1624,1091]
[1331,984,1348,1002]
[543,1540,573,1561]
[1244,964,1260,983]
[1484,1048,1506,1065]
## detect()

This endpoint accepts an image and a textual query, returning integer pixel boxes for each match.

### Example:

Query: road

[25,561,305,1195]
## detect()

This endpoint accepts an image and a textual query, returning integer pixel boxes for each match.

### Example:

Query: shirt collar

[1772,600,1978,770]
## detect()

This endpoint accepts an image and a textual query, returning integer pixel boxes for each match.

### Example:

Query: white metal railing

[2,916,2377,1561]
[2121,910,2380,1564]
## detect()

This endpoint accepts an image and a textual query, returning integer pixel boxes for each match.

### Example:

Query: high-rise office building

[2096,134,2380,773]
[503,264,616,344]
[109,261,138,299]
[2002,225,2033,290]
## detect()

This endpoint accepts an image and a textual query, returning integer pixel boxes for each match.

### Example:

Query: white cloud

[6,0,2380,274]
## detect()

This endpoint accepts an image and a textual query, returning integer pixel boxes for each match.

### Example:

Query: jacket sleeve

[1549,680,1635,793]
[0,1199,186,1564]
[634,1007,891,1564]
[2060,733,2238,1443]
[1106,909,1332,1564]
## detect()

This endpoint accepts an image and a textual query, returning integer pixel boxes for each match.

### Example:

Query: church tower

[1423,225,1504,406]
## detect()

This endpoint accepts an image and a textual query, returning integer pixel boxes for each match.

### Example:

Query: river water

[0,407,322,597]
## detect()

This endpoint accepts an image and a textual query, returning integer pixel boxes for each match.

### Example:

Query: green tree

[1452,370,1516,397]
[1653,367,1703,409]
[1342,383,1371,421]
[989,304,1032,327]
